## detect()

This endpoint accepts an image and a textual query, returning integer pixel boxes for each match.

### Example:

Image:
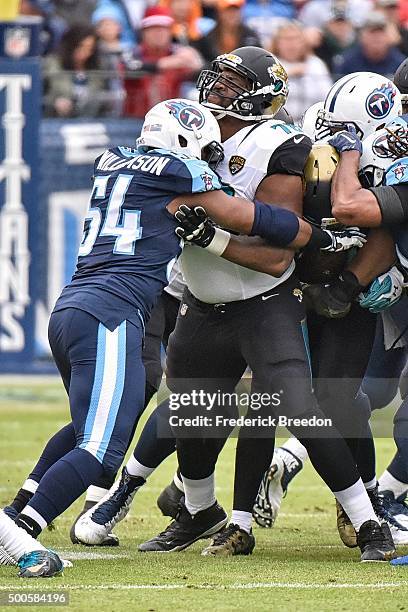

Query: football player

[253,73,408,546]
[76,52,396,562]
[3,96,351,577]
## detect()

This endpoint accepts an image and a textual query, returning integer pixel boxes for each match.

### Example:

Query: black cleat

[18,550,63,578]
[157,480,184,519]
[201,523,255,556]
[138,501,227,552]
[357,520,397,562]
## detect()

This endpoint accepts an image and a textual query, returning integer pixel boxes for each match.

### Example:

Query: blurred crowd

[16,0,408,120]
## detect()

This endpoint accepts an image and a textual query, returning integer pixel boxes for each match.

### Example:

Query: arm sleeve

[267,135,312,177]
[369,184,408,225]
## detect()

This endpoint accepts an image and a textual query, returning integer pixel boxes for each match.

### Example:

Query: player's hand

[320,227,367,252]
[328,126,363,155]
[303,271,364,319]
[359,266,405,313]
[175,205,216,247]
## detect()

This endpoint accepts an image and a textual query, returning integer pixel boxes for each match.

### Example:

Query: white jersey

[180,120,311,303]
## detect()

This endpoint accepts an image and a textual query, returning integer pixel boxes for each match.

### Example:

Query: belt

[185,286,284,314]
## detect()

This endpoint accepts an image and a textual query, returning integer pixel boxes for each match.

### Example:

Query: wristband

[203,227,231,256]
[306,225,332,250]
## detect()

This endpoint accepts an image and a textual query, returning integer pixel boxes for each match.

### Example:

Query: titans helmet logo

[165,100,205,131]
[365,83,395,119]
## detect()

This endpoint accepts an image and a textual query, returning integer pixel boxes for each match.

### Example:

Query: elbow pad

[250,199,299,247]
[369,185,408,225]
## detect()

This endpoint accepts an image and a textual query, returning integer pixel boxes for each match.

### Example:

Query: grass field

[1,378,408,611]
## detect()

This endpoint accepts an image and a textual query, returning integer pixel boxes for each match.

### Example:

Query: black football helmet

[394,57,408,111]
[197,46,289,121]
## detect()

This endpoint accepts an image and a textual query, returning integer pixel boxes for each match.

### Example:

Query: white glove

[321,227,367,252]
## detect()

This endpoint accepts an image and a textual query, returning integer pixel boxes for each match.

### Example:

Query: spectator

[53,0,97,27]
[334,11,406,78]
[299,0,374,29]
[159,0,214,45]
[243,0,297,47]
[43,24,107,117]
[122,6,203,118]
[271,20,332,121]
[92,0,151,51]
[314,5,356,73]
[19,0,66,54]
[93,14,126,115]
[193,0,261,66]
[401,0,408,26]
[376,0,408,55]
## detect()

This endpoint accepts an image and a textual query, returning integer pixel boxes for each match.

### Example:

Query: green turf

[1,379,408,611]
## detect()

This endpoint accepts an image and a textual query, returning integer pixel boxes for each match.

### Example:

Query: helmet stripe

[327,75,358,113]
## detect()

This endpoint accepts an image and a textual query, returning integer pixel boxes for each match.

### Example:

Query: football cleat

[357,520,397,562]
[201,523,255,557]
[17,550,63,578]
[380,490,408,529]
[74,468,144,546]
[157,480,184,519]
[336,500,357,548]
[368,485,408,543]
[253,448,303,528]
[70,508,119,547]
[138,501,227,552]
[391,554,408,566]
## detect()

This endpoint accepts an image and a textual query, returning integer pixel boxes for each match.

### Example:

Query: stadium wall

[1,117,143,373]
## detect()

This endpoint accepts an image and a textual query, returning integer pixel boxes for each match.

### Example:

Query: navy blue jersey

[53,146,222,329]
[384,156,408,267]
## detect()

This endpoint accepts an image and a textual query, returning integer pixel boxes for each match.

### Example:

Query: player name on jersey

[97,148,171,176]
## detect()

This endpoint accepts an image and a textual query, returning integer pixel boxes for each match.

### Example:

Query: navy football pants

[48,308,146,478]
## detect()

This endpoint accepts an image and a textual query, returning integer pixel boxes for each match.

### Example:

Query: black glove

[303,271,364,319]
[175,205,216,247]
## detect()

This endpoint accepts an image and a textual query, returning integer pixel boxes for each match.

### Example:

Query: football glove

[175,205,215,246]
[175,205,231,256]
[328,126,363,155]
[320,227,367,252]
[303,271,364,319]
[358,266,405,313]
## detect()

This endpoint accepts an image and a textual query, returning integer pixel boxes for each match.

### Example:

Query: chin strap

[202,102,277,122]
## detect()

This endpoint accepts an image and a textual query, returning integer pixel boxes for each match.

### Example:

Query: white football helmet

[359,115,408,187]
[299,101,324,140]
[136,98,224,168]
[316,72,402,141]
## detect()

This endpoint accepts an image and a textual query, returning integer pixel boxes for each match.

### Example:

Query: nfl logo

[5,27,30,59]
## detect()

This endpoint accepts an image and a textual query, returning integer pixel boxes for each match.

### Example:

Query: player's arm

[346,228,397,286]
[330,130,408,227]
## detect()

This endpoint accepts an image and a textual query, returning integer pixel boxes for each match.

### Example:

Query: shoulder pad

[160,153,222,193]
[385,157,408,186]
[252,120,305,152]
[303,144,339,224]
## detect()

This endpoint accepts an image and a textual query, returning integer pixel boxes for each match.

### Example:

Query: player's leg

[204,279,395,560]
[72,293,181,544]
[138,290,246,552]
[9,309,145,548]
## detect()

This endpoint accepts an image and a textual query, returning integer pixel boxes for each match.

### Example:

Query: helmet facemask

[385,123,408,157]
[315,110,365,141]
[197,54,288,121]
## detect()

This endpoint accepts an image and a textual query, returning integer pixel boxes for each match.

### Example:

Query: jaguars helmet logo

[365,83,395,119]
[229,155,246,175]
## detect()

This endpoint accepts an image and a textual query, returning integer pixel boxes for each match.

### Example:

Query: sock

[364,477,377,491]
[173,468,184,492]
[24,448,104,527]
[28,423,76,484]
[334,479,378,531]
[230,510,252,533]
[85,485,109,504]
[0,512,46,562]
[16,508,46,538]
[379,470,408,497]
[126,455,155,480]
[182,473,215,516]
[281,437,309,464]
[8,479,38,513]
